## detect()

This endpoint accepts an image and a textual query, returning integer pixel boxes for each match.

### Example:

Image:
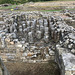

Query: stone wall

[0,58,10,75]
[0,67,2,75]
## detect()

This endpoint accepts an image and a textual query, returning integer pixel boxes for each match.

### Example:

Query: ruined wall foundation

[0,10,75,75]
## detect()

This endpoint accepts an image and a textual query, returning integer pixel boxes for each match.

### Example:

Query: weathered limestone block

[38,19,43,26]
[49,49,55,56]
[35,31,42,40]
[65,19,75,28]
[19,26,23,32]
[44,27,49,33]
[11,33,16,39]
[32,20,36,29]
[12,16,16,22]
[55,32,60,42]
[21,14,26,21]
[72,71,75,75]
[15,42,22,48]
[23,29,28,42]
[27,21,30,27]
[43,19,48,27]
[51,30,54,39]
[45,54,50,60]
[62,53,75,75]
[1,36,6,48]
[54,31,58,42]
[14,29,17,34]
[16,22,21,32]
[63,39,69,47]
[27,27,31,32]
[22,23,26,29]
[16,48,21,58]
[40,48,45,60]
[36,25,40,31]
[16,15,21,22]
[10,26,13,33]
[50,16,55,24]
[71,49,75,54]
[68,33,75,40]
[43,27,49,43]
[0,68,2,75]
[44,35,49,43]
[68,44,73,49]
[40,25,44,37]
[7,26,10,33]
[28,32,34,44]
[65,71,71,75]
[31,26,35,33]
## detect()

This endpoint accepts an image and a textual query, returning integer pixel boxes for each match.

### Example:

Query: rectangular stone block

[65,70,72,75]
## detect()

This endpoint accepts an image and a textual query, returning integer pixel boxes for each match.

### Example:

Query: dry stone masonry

[0,10,75,75]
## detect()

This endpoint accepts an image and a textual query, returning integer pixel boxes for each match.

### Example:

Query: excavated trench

[0,12,61,75]
[0,11,75,75]
[5,14,61,75]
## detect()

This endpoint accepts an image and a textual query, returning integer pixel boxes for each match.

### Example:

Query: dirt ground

[4,61,60,75]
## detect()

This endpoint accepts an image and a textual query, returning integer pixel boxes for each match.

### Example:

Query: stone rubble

[0,10,75,75]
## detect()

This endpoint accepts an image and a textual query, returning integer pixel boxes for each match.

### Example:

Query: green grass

[55,0,75,1]
[0,5,17,10]
[41,9,63,12]
[68,8,75,10]
[41,8,75,12]
[36,0,75,3]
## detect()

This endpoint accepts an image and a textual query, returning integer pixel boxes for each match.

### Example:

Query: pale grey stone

[28,32,34,43]
[71,49,75,54]
[36,31,42,39]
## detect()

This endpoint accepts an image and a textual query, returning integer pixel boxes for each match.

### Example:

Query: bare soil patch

[4,61,60,75]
